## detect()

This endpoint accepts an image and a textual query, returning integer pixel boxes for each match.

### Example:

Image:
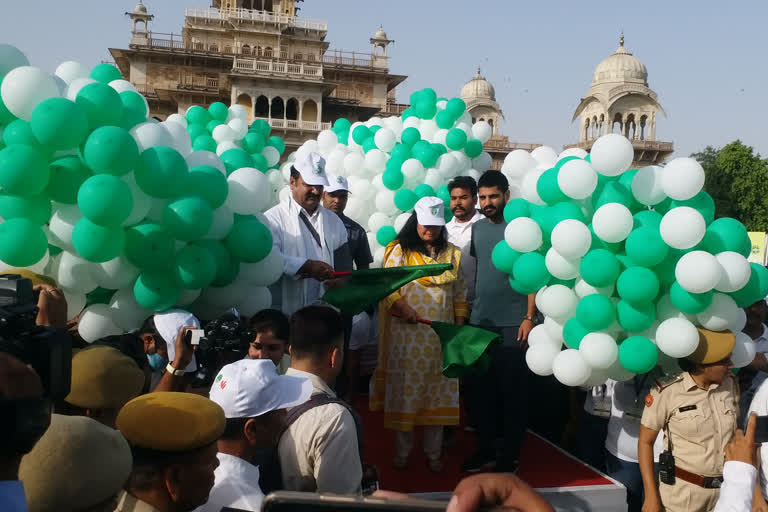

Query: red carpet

[358,401,612,493]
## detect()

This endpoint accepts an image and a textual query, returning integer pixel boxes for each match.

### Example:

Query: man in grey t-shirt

[462,170,536,474]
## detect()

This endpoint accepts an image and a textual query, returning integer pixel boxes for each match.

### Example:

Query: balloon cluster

[488,133,768,387]
[280,87,498,266]
[0,45,284,342]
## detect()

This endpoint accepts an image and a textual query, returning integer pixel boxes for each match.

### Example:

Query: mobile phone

[755,415,768,444]
[262,492,512,512]
[189,329,205,346]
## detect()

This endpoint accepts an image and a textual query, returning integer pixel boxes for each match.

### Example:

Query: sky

[3,0,767,158]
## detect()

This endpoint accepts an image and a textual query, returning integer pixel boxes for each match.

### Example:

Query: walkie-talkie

[658,450,675,484]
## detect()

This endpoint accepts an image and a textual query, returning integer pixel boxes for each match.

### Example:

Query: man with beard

[445,176,483,305]
[462,170,537,474]
[265,152,351,316]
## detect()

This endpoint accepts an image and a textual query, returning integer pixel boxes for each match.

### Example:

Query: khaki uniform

[641,372,739,512]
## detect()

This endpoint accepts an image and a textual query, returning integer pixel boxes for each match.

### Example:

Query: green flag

[431,322,501,378]
[322,264,453,315]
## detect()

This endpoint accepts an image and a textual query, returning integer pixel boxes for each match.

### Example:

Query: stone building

[110,1,407,152]
[564,35,674,166]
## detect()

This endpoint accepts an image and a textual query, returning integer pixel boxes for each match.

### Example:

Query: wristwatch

[166,362,186,376]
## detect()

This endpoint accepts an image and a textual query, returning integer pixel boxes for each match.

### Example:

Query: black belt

[675,466,723,489]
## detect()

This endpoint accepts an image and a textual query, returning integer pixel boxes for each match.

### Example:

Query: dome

[133,1,148,14]
[461,68,496,102]
[373,27,388,41]
[593,36,647,85]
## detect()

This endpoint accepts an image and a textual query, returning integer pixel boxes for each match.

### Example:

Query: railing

[563,139,674,152]
[323,50,378,69]
[177,76,219,91]
[134,84,157,97]
[185,7,328,32]
[483,136,541,152]
[233,57,322,79]
[252,117,331,131]
[381,103,409,115]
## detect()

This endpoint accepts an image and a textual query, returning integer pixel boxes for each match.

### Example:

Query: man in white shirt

[715,414,760,512]
[739,299,768,424]
[445,176,483,303]
[279,305,363,494]
[265,152,350,316]
[196,359,313,512]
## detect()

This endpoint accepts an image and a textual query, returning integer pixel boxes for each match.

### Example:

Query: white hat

[293,152,330,187]
[208,359,313,418]
[154,309,201,372]
[325,173,350,194]
[414,196,446,226]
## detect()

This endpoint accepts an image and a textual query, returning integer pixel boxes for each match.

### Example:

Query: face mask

[147,353,168,371]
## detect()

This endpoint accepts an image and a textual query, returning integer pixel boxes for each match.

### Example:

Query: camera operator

[6,269,68,330]
[138,310,201,393]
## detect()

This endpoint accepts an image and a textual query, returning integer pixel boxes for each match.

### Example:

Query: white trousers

[394,426,443,460]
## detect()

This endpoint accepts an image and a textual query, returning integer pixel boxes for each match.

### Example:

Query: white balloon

[558,148,589,160]
[471,152,493,173]
[62,289,86,321]
[325,147,348,174]
[504,217,542,253]
[227,104,248,122]
[162,120,192,157]
[239,248,284,286]
[731,332,757,368]
[528,324,560,349]
[472,121,493,143]
[65,77,97,102]
[450,151,471,173]
[368,212,391,234]
[204,205,235,240]
[402,159,426,189]
[130,122,173,153]
[593,203,633,243]
[537,284,579,322]
[526,343,562,376]
[697,293,739,331]
[418,120,438,141]
[432,129,449,146]
[364,149,388,175]
[186,150,226,174]
[216,141,241,157]
[78,304,123,343]
[228,118,248,140]
[551,219,592,259]
[317,130,338,153]
[262,146,280,167]
[212,124,236,143]
[343,152,366,176]
[575,277,614,298]
[656,317,700,358]
[558,159,598,200]
[48,205,83,252]
[374,128,397,153]
[631,166,666,206]
[91,255,140,290]
[424,169,443,190]
[503,150,537,178]
[731,308,747,332]
[545,248,580,280]
[656,293,696,323]
[531,146,558,168]
[659,207,706,250]
[121,174,153,226]
[375,188,399,216]
[579,332,619,369]
[553,349,592,386]
[236,287,273,316]
[394,212,411,232]
[589,134,634,177]
[226,168,272,214]
[662,157,705,201]
[675,251,722,294]
[109,288,152,331]
[1,66,60,120]
[607,356,636,382]
[55,61,88,85]
[543,316,566,346]
[715,252,751,293]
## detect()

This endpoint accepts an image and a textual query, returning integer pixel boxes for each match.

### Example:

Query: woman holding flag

[371,196,469,473]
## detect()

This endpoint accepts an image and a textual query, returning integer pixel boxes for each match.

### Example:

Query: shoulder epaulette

[654,375,684,392]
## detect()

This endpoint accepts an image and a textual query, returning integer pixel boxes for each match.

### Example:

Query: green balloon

[72,218,125,262]
[616,300,655,332]
[266,136,285,155]
[46,156,91,204]
[162,197,214,241]
[670,281,713,314]
[193,135,217,153]
[220,148,254,175]
[134,270,181,311]
[593,182,633,210]
[3,120,39,148]
[588,227,623,253]
[394,189,418,211]
[653,256,679,288]
[332,118,351,132]
[554,156,580,170]
[0,218,47,266]
[391,144,410,161]
[416,146,438,168]
[633,210,663,229]
[90,63,123,84]
[508,276,541,295]
[580,249,620,288]
[29,98,88,150]
[435,109,455,130]
[77,174,133,227]
[250,119,271,138]
[75,82,123,129]
[174,244,216,289]
[703,217,751,257]
[135,146,188,198]
[125,223,175,270]
[619,336,658,374]
[414,184,436,198]
[251,154,268,172]
[491,240,519,274]
[504,198,532,223]
[563,318,590,349]
[672,193,716,225]
[241,133,265,154]
[0,144,49,196]
[186,106,212,126]
[83,126,139,176]
[617,266,660,305]
[352,125,371,145]
[187,123,208,141]
[376,226,397,246]
[382,168,404,191]
[729,263,768,307]
[208,102,229,122]
[0,193,51,225]
[194,240,239,286]
[576,294,616,331]
[445,98,466,118]
[464,139,483,158]
[537,168,568,204]
[625,227,669,268]
[414,99,437,120]
[0,78,17,125]
[512,252,549,291]
[119,91,148,129]
[361,137,376,154]
[653,197,672,215]
[207,120,223,133]
[225,216,273,263]
[185,165,228,209]
[401,127,421,147]
[432,142,447,156]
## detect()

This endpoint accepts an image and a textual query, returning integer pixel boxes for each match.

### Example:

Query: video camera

[192,310,254,387]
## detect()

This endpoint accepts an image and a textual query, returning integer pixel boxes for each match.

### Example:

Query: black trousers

[464,325,528,466]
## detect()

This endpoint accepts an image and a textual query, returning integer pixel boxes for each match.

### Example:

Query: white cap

[414,196,446,226]
[325,173,350,194]
[293,152,330,187]
[208,359,313,418]
[154,309,201,372]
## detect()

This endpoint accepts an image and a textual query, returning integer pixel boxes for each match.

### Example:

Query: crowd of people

[1,151,768,512]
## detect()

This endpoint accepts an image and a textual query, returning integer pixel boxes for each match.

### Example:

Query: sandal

[427,457,444,473]
[393,455,408,469]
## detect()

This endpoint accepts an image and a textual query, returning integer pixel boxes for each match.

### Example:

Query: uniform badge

[645,394,653,407]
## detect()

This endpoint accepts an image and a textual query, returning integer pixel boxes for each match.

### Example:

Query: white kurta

[265,196,348,316]
[194,453,264,512]
[445,210,483,303]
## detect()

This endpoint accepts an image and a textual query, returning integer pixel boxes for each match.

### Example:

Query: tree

[693,141,768,231]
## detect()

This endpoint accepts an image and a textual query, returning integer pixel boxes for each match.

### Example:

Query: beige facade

[110,1,406,152]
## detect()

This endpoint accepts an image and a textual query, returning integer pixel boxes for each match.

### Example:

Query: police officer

[638,328,739,512]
